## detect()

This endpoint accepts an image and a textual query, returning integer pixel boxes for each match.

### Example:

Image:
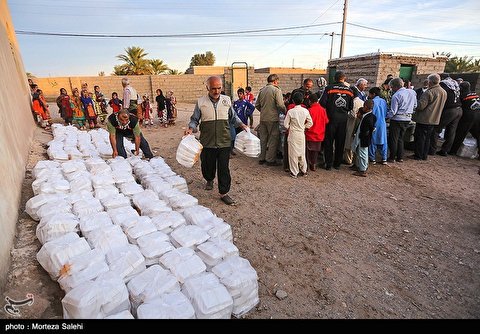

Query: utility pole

[329,32,335,60]
[339,0,348,58]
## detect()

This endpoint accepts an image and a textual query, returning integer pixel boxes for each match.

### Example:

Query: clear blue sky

[8,0,480,77]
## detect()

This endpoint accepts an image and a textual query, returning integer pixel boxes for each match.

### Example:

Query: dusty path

[2,103,479,319]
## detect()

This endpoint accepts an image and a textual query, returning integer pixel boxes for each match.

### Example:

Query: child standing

[94,85,108,124]
[108,92,122,114]
[283,91,313,178]
[142,95,153,125]
[352,99,376,177]
[155,89,166,126]
[81,90,97,128]
[245,86,255,128]
[166,90,177,125]
[305,93,329,171]
[71,88,86,130]
[231,88,255,155]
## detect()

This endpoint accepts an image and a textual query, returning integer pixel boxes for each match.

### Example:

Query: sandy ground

[1,102,480,319]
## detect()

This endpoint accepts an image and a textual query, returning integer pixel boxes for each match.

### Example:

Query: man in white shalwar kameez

[284,92,313,178]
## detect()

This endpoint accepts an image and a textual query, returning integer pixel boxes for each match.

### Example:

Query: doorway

[231,62,248,98]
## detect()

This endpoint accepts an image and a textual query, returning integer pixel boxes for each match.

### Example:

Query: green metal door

[328,67,337,84]
[399,65,414,81]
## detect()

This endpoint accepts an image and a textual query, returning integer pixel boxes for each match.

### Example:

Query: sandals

[220,194,235,206]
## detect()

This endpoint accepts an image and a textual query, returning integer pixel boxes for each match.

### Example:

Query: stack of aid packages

[234,130,261,158]
[26,124,259,319]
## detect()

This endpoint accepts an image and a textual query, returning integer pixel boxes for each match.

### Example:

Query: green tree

[189,51,215,67]
[112,64,130,76]
[445,55,480,73]
[116,46,151,75]
[150,59,169,75]
[168,69,183,75]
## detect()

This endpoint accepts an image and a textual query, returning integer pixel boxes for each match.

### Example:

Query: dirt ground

[2,102,480,319]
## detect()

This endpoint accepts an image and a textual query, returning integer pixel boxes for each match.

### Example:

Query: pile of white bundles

[159,247,206,284]
[234,130,261,158]
[183,205,233,241]
[212,256,259,318]
[176,134,203,168]
[457,137,478,159]
[136,291,195,319]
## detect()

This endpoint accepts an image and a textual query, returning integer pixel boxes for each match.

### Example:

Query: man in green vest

[185,76,248,206]
[107,109,154,159]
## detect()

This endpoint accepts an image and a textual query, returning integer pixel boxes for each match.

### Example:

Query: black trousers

[324,120,347,167]
[388,120,410,160]
[449,110,480,154]
[115,133,154,159]
[430,107,463,154]
[201,147,231,195]
[414,123,434,160]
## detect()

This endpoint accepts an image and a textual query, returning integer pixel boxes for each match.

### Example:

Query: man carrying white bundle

[185,76,248,206]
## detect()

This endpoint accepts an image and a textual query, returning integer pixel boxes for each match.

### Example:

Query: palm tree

[116,46,151,75]
[168,69,183,75]
[150,59,169,75]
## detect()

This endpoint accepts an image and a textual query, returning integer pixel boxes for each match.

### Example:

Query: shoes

[349,165,358,171]
[284,168,291,173]
[220,194,236,206]
[353,171,367,177]
[436,150,447,157]
[258,160,266,165]
[325,165,332,171]
[387,159,395,163]
[309,164,316,171]
[370,160,376,165]
[381,160,388,165]
[205,180,213,190]
[266,161,281,166]
[407,154,422,161]
[230,151,237,156]
[299,171,307,177]
[396,159,404,163]
[289,173,297,179]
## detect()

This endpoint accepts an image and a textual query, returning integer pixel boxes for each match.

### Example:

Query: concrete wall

[0,0,36,290]
[328,52,447,88]
[35,71,325,104]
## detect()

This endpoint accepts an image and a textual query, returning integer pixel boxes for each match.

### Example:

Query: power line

[348,22,477,45]
[15,22,341,38]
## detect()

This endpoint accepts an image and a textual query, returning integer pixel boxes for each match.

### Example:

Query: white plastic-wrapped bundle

[100,193,131,211]
[127,265,180,314]
[94,185,119,200]
[109,158,133,173]
[137,231,174,265]
[207,217,233,241]
[137,291,195,319]
[46,146,69,161]
[457,137,478,159]
[38,179,71,195]
[87,225,129,254]
[154,166,176,178]
[25,193,68,221]
[64,170,90,182]
[90,163,112,176]
[112,170,136,185]
[159,247,206,283]
[119,182,144,197]
[234,130,261,158]
[168,193,198,212]
[126,155,143,167]
[64,146,83,160]
[106,244,146,283]
[67,190,95,205]
[79,212,113,239]
[103,310,135,319]
[124,217,157,244]
[57,249,109,292]
[132,190,159,210]
[36,199,72,222]
[150,211,186,234]
[148,157,166,168]
[72,197,103,217]
[170,225,210,249]
[62,160,86,175]
[62,281,103,319]
[164,175,188,193]
[95,271,131,317]
[182,272,233,319]
[33,160,61,179]
[140,200,172,217]
[145,179,173,195]
[176,135,203,168]
[36,212,79,245]
[36,233,91,280]
[32,170,65,194]
[211,256,259,317]
[196,238,239,269]
[133,161,155,179]
[182,205,215,226]
[108,206,139,226]
[85,157,108,172]
[91,173,115,189]
[69,177,93,194]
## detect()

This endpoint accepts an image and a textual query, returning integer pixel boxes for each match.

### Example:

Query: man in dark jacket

[107,109,154,159]
[319,70,354,170]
